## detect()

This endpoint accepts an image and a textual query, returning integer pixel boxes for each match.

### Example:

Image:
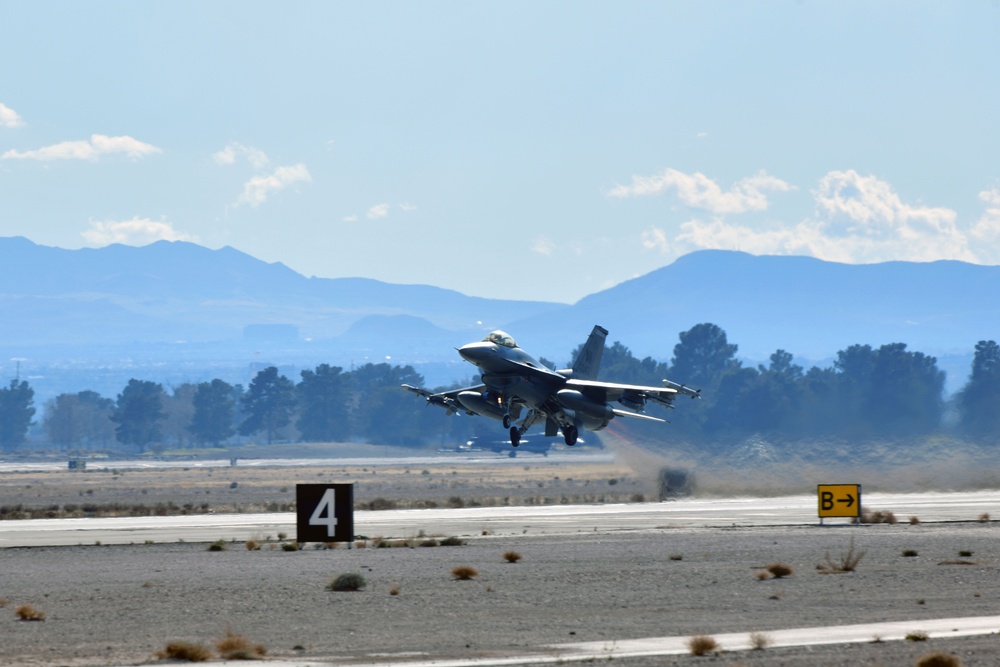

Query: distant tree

[297,364,350,443]
[596,341,670,386]
[111,379,166,452]
[670,323,740,390]
[162,383,197,448]
[865,343,944,435]
[42,390,114,449]
[957,340,1000,440]
[350,363,426,446]
[189,379,239,446]
[239,367,296,444]
[0,379,35,450]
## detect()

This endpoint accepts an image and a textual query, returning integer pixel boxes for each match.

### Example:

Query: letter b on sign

[296,483,354,543]
[821,491,834,511]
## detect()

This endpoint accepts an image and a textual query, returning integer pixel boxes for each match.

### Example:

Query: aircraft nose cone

[458,341,493,365]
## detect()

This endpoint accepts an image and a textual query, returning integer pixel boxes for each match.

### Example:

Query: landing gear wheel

[563,425,578,446]
[503,414,511,429]
[509,426,521,447]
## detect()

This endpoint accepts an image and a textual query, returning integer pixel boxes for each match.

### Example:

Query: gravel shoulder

[3,523,999,666]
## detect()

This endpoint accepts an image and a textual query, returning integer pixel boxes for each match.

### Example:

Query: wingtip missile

[662,379,701,399]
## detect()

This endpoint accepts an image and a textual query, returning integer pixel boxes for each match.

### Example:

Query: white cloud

[641,170,989,266]
[342,214,359,223]
[82,217,194,246]
[236,164,312,207]
[213,142,269,169]
[0,103,25,128]
[608,168,794,214]
[1,134,161,161]
[969,187,1000,261]
[532,236,556,256]
[399,202,417,212]
[367,203,390,219]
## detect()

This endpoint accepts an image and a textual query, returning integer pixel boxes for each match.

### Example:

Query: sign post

[296,483,354,544]
[817,484,861,524]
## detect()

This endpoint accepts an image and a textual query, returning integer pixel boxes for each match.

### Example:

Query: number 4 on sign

[309,488,338,537]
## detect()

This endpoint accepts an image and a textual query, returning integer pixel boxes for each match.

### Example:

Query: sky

[2,1,999,304]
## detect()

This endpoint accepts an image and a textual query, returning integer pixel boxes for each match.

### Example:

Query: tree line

[1,324,998,452]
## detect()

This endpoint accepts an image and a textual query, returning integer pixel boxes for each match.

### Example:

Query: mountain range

[1,236,996,400]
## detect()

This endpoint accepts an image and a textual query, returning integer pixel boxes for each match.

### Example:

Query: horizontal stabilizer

[612,408,668,423]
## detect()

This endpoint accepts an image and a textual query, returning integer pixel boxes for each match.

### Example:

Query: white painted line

[173,615,1000,667]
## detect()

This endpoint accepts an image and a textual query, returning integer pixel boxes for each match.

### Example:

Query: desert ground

[2,439,1000,666]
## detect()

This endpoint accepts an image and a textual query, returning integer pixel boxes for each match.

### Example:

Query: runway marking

[177,615,1000,667]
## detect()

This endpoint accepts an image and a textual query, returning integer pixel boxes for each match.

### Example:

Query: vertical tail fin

[571,325,608,380]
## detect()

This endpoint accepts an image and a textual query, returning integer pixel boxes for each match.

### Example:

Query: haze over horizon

[2,2,998,303]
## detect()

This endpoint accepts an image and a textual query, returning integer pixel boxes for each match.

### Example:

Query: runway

[2,489,998,548]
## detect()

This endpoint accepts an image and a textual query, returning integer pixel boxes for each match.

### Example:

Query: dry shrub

[328,573,367,591]
[916,651,962,667]
[978,512,990,523]
[155,641,212,662]
[207,539,227,551]
[754,570,770,581]
[906,630,929,642]
[861,508,897,524]
[216,629,267,660]
[766,562,793,578]
[503,550,523,563]
[439,536,465,546]
[354,539,367,549]
[819,536,866,573]
[748,631,772,650]
[389,587,400,596]
[687,635,719,656]
[0,598,8,607]
[451,565,479,580]
[244,539,260,551]
[15,604,45,621]
[909,516,921,525]
[902,549,919,557]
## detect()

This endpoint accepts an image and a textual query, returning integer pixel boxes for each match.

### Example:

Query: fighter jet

[403,325,700,448]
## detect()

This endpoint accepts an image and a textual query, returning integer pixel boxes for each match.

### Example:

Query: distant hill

[1,238,995,399]
[504,251,1000,370]
[0,236,561,346]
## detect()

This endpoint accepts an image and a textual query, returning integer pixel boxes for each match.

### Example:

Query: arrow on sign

[838,494,856,508]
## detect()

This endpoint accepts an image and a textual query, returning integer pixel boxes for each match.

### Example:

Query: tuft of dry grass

[818,536,866,573]
[909,515,920,525]
[906,630,930,642]
[748,631,772,650]
[244,539,260,551]
[978,512,990,523]
[216,629,267,660]
[15,603,46,621]
[503,550,522,563]
[766,562,793,578]
[155,641,212,662]
[389,587,400,596]
[451,565,479,580]
[754,570,770,581]
[916,651,962,667]
[686,634,719,656]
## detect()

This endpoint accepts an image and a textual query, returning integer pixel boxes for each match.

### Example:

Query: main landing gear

[509,426,521,447]
[563,425,578,446]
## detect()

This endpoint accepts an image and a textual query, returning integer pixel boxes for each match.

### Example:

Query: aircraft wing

[567,378,681,408]
[401,383,485,415]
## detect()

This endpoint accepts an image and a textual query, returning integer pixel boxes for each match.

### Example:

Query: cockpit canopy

[483,330,517,348]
